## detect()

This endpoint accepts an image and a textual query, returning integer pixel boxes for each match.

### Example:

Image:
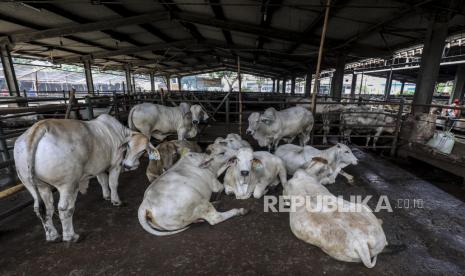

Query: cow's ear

[179,102,191,116]
[147,146,161,160]
[202,108,210,121]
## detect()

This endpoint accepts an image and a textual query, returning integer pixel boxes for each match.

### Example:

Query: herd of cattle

[13,101,395,269]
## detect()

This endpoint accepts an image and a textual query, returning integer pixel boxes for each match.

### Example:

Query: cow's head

[226,147,263,199]
[260,107,277,126]
[190,104,209,125]
[122,132,157,170]
[246,112,260,135]
[202,142,236,175]
[335,143,358,167]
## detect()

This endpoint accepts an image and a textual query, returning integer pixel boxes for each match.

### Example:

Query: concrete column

[450,64,465,103]
[400,81,405,96]
[272,79,276,92]
[83,59,94,95]
[350,73,357,101]
[330,54,346,101]
[165,75,171,92]
[384,70,393,100]
[177,76,182,91]
[291,77,296,95]
[150,72,155,92]
[412,13,450,113]
[0,42,19,96]
[124,64,133,94]
[282,79,286,93]
[304,72,312,97]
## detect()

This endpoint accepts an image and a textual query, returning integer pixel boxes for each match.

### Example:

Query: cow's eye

[345,151,349,153]
[219,152,225,155]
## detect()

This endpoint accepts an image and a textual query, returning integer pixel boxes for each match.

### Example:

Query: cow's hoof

[46,234,61,243]
[112,200,123,207]
[238,208,249,216]
[63,234,80,243]
[103,196,110,201]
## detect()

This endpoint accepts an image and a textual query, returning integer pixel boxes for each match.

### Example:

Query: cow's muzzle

[240,170,250,177]
[192,120,199,125]
[246,129,253,135]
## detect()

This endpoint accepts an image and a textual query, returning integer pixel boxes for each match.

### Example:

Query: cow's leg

[109,166,122,206]
[195,202,247,225]
[37,184,60,242]
[97,173,110,200]
[57,185,79,242]
[177,129,187,140]
[253,183,268,199]
[365,135,371,147]
[373,127,383,148]
[339,170,355,184]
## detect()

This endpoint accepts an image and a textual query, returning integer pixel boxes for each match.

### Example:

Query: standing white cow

[128,102,208,141]
[285,166,387,268]
[14,114,155,242]
[340,106,396,148]
[246,106,314,151]
[138,145,247,236]
[223,147,287,199]
[275,143,358,184]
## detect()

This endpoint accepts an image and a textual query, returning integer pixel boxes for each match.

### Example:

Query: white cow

[14,114,155,242]
[275,143,358,184]
[128,102,208,141]
[214,133,251,150]
[285,167,387,268]
[246,106,314,151]
[138,146,247,236]
[223,147,287,199]
[340,106,396,148]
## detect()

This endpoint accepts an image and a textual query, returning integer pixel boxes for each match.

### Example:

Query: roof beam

[7,11,169,44]
[209,0,234,45]
[287,0,351,53]
[55,40,194,63]
[255,0,283,60]
[158,0,205,41]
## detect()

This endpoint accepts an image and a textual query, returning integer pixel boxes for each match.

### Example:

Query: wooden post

[65,88,76,119]
[311,0,331,113]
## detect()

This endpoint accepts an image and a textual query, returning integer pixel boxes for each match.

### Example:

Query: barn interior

[1,0,465,275]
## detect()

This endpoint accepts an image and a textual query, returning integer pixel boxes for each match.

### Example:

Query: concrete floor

[1,149,465,275]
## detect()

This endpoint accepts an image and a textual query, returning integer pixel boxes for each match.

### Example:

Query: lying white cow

[128,102,208,140]
[223,147,287,199]
[275,143,358,184]
[14,114,155,242]
[285,165,387,268]
[214,133,251,150]
[138,146,247,236]
[246,106,314,151]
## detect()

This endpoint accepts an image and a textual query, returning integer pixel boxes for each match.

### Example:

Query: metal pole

[400,81,405,96]
[311,0,331,113]
[0,126,13,174]
[350,72,357,102]
[238,56,243,135]
[124,64,133,95]
[83,58,95,95]
[390,98,404,156]
[150,72,155,93]
[0,41,20,97]
[86,96,94,120]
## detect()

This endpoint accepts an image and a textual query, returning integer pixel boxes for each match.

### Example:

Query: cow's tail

[138,202,189,236]
[25,121,48,221]
[354,240,377,268]
[127,106,137,131]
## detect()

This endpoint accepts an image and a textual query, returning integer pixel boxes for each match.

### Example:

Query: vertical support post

[0,126,13,174]
[177,76,182,91]
[112,91,119,120]
[238,56,242,135]
[165,74,171,92]
[85,96,94,120]
[399,81,405,96]
[150,72,155,93]
[291,77,296,95]
[304,72,312,97]
[225,95,230,124]
[272,78,276,93]
[124,64,133,95]
[384,68,393,100]
[282,79,286,93]
[350,72,357,102]
[390,98,404,156]
[450,64,465,103]
[330,53,345,101]
[83,58,94,95]
[311,0,331,113]
[412,12,450,113]
[358,71,364,96]
[0,41,19,97]
[22,89,28,107]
